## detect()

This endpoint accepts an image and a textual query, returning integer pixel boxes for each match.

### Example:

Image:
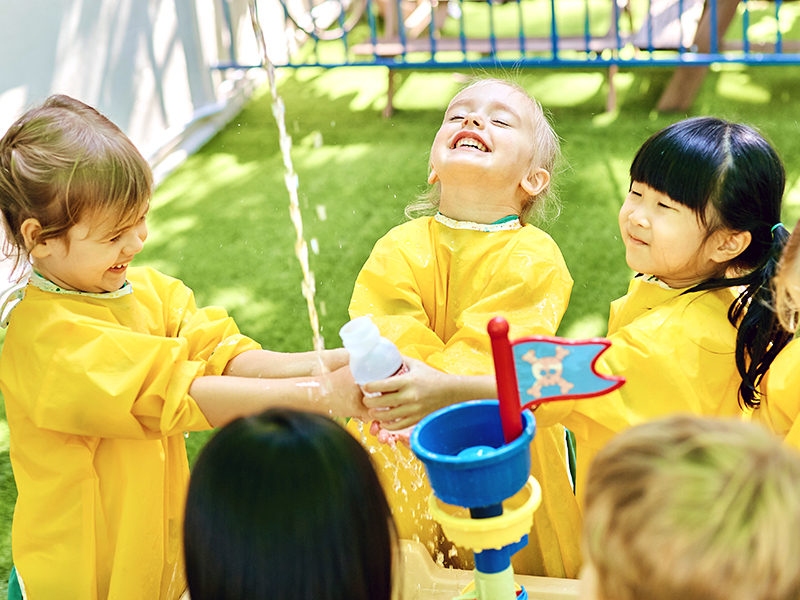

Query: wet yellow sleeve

[8,300,259,440]
[349,242,446,361]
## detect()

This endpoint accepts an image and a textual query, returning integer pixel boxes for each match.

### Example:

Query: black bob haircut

[184,408,397,600]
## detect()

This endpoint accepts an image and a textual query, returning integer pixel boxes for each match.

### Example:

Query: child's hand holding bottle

[362,357,497,431]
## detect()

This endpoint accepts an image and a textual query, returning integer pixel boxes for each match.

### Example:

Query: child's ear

[520,168,550,197]
[428,169,439,185]
[710,229,752,264]
[21,218,51,258]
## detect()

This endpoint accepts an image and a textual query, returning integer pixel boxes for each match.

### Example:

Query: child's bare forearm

[222,348,349,379]
[447,374,497,403]
[190,369,364,427]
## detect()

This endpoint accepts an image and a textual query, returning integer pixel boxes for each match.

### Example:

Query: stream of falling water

[248,1,328,380]
[246,5,449,565]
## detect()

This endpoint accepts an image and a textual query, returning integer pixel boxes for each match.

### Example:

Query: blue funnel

[410,400,535,509]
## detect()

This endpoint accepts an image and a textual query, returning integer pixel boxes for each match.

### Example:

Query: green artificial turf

[2,61,800,595]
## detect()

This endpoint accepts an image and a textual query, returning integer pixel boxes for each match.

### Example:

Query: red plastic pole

[488,316,523,444]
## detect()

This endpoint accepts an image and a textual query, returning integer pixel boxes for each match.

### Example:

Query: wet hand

[361,357,463,428]
[369,420,414,448]
[324,365,370,420]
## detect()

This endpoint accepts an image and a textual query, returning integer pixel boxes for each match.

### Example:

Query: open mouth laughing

[452,132,489,152]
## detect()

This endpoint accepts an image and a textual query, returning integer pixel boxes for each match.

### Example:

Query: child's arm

[189,365,368,427]
[222,348,350,379]
[361,358,496,429]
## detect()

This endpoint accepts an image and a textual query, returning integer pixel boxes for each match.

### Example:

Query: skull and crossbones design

[521,346,574,399]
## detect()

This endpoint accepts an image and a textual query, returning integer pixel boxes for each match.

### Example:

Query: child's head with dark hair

[620,117,789,408]
[629,116,784,272]
[0,94,152,279]
[184,408,398,600]
[582,415,800,600]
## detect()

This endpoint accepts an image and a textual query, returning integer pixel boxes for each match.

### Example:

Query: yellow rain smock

[758,339,800,449]
[535,276,742,498]
[348,214,581,578]
[0,266,261,600]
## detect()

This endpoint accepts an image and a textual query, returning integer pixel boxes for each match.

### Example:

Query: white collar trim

[435,213,522,232]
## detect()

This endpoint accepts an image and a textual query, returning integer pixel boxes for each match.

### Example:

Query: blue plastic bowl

[410,400,535,508]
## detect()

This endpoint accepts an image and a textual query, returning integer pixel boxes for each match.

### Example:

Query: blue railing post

[743,0,750,54]
[583,0,591,54]
[549,0,558,61]
[489,0,498,59]
[367,0,377,47]
[710,0,719,54]
[429,0,437,60]
[395,0,407,57]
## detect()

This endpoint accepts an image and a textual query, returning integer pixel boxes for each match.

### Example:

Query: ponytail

[689,224,792,409]
[732,224,793,408]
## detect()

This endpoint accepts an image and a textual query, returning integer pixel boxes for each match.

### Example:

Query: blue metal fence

[213,0,800,70]
[212,0,800,112]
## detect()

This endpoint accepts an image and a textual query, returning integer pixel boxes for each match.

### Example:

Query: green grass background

[2,59,800,595]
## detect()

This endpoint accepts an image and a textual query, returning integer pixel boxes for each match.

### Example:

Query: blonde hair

[406,77,562,225]
[774,220,800,332]
[0,94,152,275]
[583,415,800,600]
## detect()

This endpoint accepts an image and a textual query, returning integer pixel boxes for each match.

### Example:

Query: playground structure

[215,0,800,113]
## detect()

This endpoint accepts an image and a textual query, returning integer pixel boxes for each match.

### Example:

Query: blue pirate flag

[511,336,624,410]
[489,317,626,442]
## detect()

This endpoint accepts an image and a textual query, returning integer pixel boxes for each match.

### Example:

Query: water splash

[248,1,327,367]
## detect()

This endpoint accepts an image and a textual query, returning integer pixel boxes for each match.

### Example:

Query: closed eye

[492,119,509,126]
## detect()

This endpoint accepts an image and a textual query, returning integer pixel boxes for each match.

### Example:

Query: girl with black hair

[369,116,789,500]
[184,408,397,600]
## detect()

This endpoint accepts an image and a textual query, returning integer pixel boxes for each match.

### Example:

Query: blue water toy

[410,316,625,600]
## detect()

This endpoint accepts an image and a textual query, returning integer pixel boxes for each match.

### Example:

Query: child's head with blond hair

[0,94,152,279]
[774,220,800,332]
[408,77,561,225]
[582,415,800,600]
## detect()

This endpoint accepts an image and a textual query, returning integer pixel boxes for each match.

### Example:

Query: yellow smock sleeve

[540,325,710,451]
[6,279,260,439]
[349,238,446,361]
[534,289,740,493]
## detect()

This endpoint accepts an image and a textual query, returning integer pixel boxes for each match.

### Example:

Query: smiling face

[30,205,149,293]
[618,182,731,288]
[429,82,545,208]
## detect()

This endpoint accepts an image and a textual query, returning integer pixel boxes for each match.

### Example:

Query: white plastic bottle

[339,316,407,396]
